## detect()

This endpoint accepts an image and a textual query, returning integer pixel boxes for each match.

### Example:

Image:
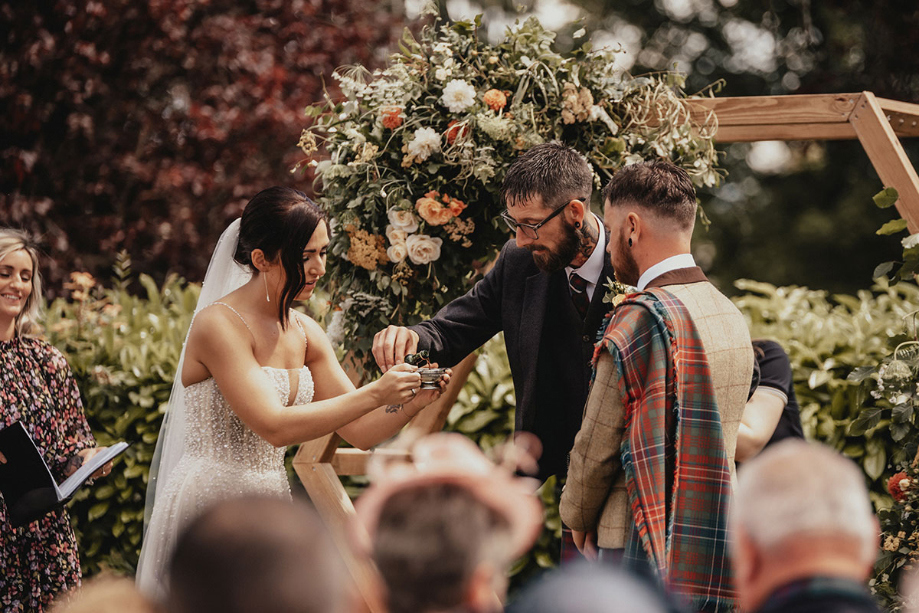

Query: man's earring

[574,221,581,228]
[263,274,271,303]
[628,237,633,247]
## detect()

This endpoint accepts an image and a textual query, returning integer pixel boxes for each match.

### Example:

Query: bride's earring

[263,274,271,303]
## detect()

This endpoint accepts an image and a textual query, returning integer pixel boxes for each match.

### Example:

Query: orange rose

[382,106,403,129]
[483,88,507,112]
[447,197,467,216]
[415,196,455,226]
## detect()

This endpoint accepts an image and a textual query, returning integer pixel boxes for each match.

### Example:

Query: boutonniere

[601,277,634,308]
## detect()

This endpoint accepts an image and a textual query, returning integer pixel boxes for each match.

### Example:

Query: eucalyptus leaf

[873,187,900,209]
[877,218,908,235]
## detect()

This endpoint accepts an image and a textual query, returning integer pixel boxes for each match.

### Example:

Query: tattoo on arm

[385,404,403,414]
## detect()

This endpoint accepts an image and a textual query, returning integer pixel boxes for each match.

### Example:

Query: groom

[560,160,753,612]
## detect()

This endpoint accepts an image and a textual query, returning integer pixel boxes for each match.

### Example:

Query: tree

[1,0,404,292]
[445,0,919,294]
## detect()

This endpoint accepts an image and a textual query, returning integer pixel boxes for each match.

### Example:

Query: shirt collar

[636,253,696,291]
[565,212,606,286]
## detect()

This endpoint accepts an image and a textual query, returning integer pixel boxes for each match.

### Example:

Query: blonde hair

[0,228,43,337]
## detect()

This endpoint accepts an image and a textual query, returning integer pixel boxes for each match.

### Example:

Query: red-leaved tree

[1,0,404,292]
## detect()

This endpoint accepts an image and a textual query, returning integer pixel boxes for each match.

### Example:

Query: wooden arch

[293,91,919,612]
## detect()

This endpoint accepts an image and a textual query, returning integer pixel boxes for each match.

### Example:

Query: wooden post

[292,350,480,612]
[849,92,919,233]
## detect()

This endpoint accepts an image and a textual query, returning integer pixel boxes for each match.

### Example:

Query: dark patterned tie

[569,271,589,319]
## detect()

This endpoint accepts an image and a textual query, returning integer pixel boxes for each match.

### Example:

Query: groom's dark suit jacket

[410,238,616,481]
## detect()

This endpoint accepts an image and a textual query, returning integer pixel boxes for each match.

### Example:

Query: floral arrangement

[851,334,919,610]
[873,458,919,611]
[299,13,722,370]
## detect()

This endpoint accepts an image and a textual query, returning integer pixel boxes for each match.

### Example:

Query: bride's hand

[372,363,422,407]
[405,365,452,416]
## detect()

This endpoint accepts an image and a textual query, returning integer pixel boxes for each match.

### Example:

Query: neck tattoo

[574,216,599,265]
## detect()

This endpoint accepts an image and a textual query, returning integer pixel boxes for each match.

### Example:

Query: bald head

[733,440,877,561]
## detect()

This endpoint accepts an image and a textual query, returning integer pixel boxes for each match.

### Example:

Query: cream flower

[440,79,477,114]
[406,234,443,265]
[387,242,409,263]
[387,208,419,233]
[903,233,919,249]
[406,127,441,161]
[385,224,408,243]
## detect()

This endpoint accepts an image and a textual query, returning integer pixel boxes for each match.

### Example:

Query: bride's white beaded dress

[135,361,314,599]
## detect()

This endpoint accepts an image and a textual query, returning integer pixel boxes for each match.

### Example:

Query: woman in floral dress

[0,229,112,612]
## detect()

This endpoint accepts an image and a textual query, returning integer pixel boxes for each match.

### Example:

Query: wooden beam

[331,447,410,476]
[713,122,857,143]
[294,461,385,613]
[849,92,919,233]
[877,97,919,138]
[686,94,858,126]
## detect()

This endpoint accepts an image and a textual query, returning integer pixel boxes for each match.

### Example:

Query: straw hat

[355,432,544,560]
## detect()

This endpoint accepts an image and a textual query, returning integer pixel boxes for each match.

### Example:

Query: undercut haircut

[501,141,593,210]
[602,160,697,230]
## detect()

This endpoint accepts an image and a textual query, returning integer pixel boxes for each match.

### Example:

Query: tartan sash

[592,287,736,612]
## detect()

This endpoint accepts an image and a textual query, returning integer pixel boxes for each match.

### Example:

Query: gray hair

[733,440,877,564]
[0,228,43,337]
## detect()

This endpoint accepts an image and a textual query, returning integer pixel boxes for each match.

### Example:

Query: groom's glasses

[500,198,585,240]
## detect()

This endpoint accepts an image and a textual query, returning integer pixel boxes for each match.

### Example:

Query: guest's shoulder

[16,336,71,371]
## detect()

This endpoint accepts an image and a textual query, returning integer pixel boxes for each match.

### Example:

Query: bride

[136,187,448,599]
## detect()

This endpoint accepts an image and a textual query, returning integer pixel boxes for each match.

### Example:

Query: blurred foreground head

[50,575,159,613]
[508,563,670,613]
[356,432,544,613]
[731,440,880,612]
[167,496,346,613]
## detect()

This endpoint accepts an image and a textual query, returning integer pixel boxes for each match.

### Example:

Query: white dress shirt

[636,253,697,291]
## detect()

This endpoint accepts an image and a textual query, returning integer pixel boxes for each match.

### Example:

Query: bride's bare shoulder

[187,303,253,348]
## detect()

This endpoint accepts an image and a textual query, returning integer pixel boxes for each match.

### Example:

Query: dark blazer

[410,238,616,480]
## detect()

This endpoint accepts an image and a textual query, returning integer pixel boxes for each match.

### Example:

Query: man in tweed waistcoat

[560,160,753,612]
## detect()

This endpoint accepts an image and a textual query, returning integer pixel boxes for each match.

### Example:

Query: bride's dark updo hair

[234,187,328,328]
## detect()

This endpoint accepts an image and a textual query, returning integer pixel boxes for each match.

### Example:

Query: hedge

[40,271,919,579]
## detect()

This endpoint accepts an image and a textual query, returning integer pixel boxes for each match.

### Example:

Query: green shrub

[734,278,919,509]
[46,269,919,586]
[44,267,198,575]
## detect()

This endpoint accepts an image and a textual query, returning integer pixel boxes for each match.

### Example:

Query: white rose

[440,79,477,114]
[387,242,408,263]
[903,233,919,249]
[385,224,408,243]
[406,234,443,265]
[387,208,419,233]
[901,478,912,490]
[406,127,441,161]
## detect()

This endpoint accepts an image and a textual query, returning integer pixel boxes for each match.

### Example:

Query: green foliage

[48,269,919,592]
[733,279,919,508]
[303,15,722,375]
[43,267,198,575]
